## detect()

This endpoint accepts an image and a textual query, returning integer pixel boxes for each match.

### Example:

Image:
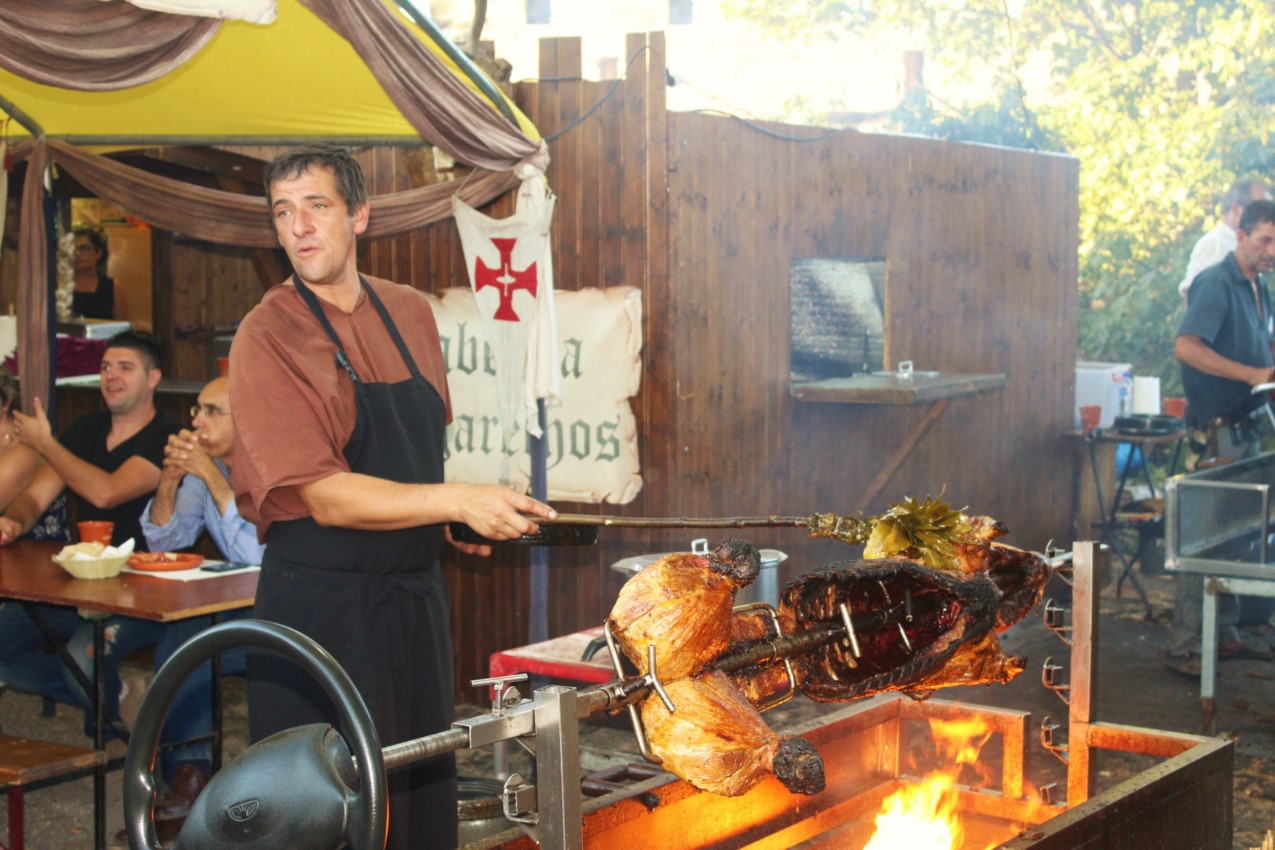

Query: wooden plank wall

[62,33,1077,692]
[661,114,1079,570]
[435,36,1079,694]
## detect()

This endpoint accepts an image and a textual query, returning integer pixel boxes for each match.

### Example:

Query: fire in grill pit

[861,716,1017,850]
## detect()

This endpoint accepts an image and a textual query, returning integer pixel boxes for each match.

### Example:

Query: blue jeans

[151,611,251,778]
[0,602,246,781]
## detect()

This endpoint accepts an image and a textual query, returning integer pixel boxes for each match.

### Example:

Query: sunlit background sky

[433,0,932,123]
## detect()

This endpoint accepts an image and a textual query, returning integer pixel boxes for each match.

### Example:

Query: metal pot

[610,539,788,607]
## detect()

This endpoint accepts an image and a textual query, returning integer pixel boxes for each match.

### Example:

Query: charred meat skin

[776,544,1046,702]
[986,542,1049,631]
[607,536,1045,796]
[639,670,825,797]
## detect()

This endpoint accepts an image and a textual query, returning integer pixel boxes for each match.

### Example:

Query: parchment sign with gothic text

[427,286,643,505]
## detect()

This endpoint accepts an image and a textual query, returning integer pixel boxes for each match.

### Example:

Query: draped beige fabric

[0,0,218,91]
[18,140,51,414]
[11,142,518,411]
[300,0,548,174]
[47,141,521,247]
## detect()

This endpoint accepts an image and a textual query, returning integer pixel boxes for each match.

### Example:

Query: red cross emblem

[475,237,538,322]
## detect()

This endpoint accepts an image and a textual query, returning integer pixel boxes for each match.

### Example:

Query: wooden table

[0,540,257,849]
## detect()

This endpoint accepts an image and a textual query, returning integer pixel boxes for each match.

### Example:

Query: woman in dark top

[72,227,128,321]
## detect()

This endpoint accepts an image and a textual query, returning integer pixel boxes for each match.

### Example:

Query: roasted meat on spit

[638,671,825,797]
[609,539,826,797]
[777,543,1047,703]
[609,538,761,680]
[605,499,1048,800]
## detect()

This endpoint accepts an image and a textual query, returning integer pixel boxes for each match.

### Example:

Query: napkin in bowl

[62,538,136,560]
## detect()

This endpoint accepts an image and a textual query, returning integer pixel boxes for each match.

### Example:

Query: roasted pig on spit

[606,499,1048,799]
[778,543,1047,702]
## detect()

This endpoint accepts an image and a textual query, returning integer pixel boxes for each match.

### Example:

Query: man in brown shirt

[230,145,554,850]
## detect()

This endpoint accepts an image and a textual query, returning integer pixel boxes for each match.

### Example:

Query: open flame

[862,716,996,850]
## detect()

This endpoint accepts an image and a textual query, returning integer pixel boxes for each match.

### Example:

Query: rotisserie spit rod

[580,594,921,715]
[380,604,903,773]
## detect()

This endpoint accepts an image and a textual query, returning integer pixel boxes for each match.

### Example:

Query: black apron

[247,274,456,850]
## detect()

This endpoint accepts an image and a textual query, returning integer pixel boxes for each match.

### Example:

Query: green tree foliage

[722,0,1274,393]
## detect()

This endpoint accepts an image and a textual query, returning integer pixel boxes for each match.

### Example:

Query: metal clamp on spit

[1042,599,1072,646]
[1039,715,1068,765]
[1040,656,1070,706]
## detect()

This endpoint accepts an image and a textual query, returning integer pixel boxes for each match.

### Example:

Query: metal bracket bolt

[470,673,528,717]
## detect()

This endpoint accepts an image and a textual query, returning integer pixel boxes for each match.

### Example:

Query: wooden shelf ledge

[790,373,1007,405]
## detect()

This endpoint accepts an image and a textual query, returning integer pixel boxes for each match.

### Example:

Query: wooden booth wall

[54,33,1077,691]
[421,33,1078,689]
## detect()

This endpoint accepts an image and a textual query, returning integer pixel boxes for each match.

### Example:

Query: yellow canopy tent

[1,0,547,413]
[0,0,539,145]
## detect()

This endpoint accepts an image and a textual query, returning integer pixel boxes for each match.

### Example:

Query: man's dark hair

[263,145,368,212]
[1239,199,1275,234]
[106,330,163,373]
[73,227,109,267]
[1225,179,1268,214]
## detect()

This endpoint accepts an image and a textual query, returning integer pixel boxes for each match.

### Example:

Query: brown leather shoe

[156,764,211,821]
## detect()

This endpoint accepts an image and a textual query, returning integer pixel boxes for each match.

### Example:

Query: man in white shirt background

[1179,178,1271,303]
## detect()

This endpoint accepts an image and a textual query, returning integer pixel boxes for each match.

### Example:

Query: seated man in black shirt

[0,331,178,739]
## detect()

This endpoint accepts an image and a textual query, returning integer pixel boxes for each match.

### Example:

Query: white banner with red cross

[453,175,561,447]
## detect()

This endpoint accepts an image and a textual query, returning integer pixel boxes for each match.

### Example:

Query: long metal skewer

[539,513,813,529]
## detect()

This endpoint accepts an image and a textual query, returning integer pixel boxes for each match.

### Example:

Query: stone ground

[3,568,1275,849]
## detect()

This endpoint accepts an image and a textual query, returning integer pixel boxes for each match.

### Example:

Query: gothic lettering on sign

[440,321,496,377]
[431,286,643,505]
[560,338,583,379]
[595,415,622,462]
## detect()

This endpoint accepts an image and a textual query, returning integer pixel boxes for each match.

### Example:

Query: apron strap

[291,274,425,383]
[292,273,361,384]
[362,278,424,381]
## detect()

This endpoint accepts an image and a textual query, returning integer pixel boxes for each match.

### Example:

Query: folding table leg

[1201,582,1218,735]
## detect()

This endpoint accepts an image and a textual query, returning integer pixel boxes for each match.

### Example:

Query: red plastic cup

[1163,397,1186,419]
[1079,405,1101,436]
[78,521,114,545]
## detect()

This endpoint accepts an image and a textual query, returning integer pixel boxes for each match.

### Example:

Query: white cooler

[1076,361,1132,429]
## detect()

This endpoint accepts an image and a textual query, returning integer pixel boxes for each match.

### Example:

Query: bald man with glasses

[134,375,265,841]
[143,376,264,562]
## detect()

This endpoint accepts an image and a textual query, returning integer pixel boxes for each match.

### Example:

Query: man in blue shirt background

[137,375,264,839]
[143,376,264,563]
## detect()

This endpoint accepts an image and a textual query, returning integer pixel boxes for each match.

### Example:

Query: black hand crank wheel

[121,620,387,850]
